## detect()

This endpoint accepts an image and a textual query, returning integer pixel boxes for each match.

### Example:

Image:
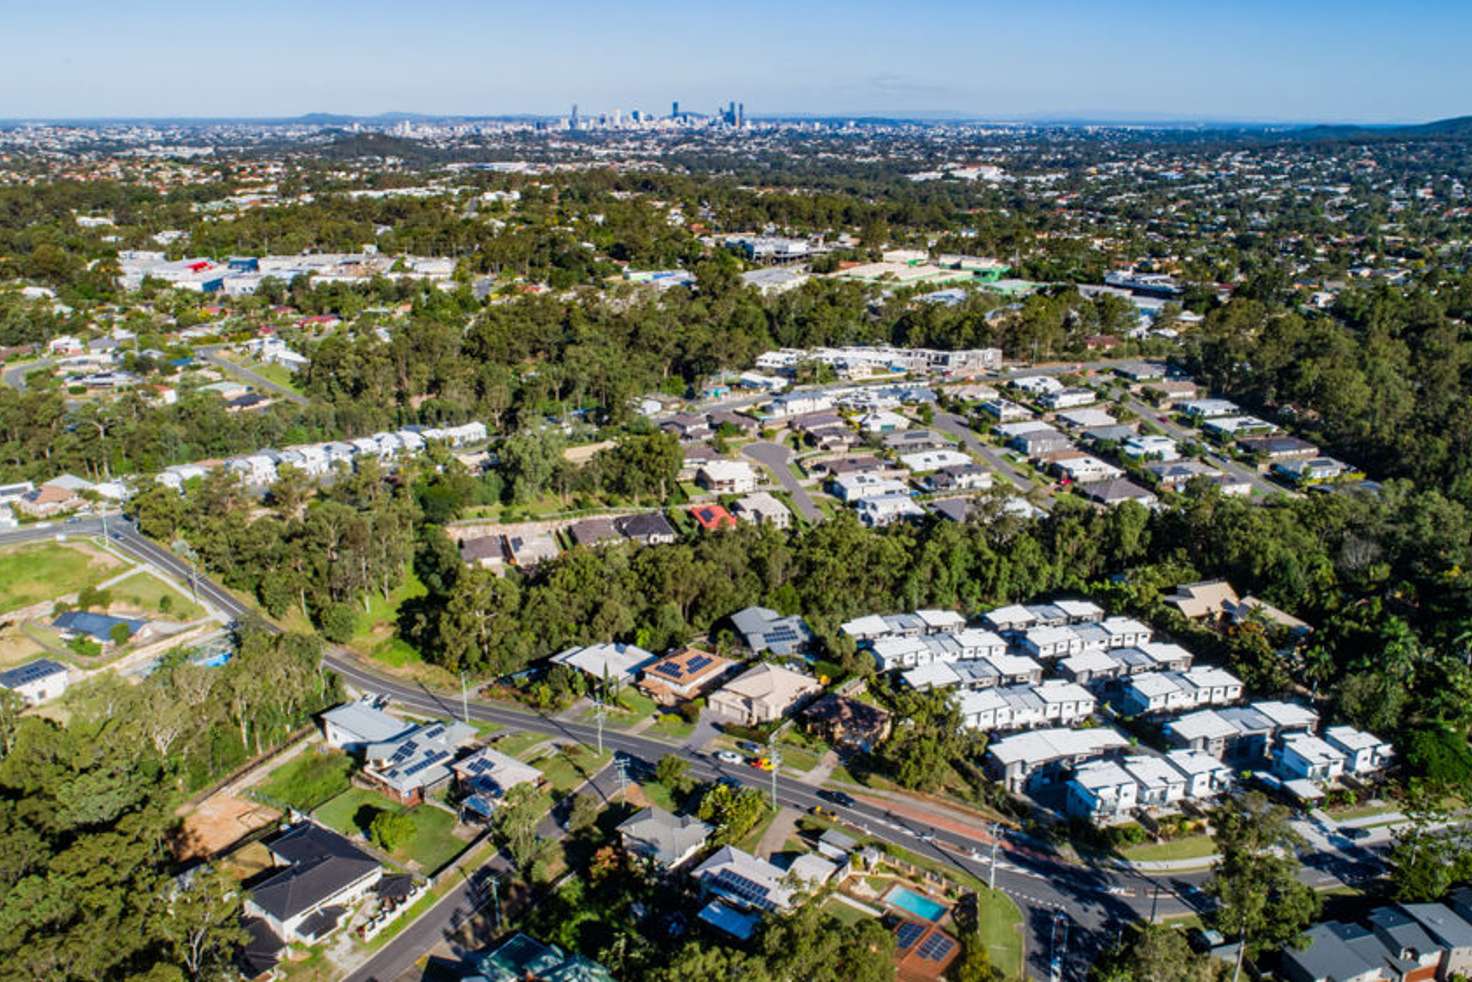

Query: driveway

[741,441,823,523]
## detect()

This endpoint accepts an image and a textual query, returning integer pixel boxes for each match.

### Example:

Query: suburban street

[197,345,311,406]
[1119,394,1286,499]
[741,440,823,522]
[1,518,1390,980]
[933,409,1051,507]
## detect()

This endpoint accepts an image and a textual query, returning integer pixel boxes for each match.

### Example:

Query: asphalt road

[197,346,310,406]
[741,440,823,523]
[5,519,1389,981]
[933,409,1051,508]
[1120,395,1286,499]
[1,358,52,391]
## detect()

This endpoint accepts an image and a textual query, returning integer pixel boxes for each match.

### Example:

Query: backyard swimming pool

[885,885,946,921]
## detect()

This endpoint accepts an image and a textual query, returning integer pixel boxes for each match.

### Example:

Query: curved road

[196,346,310,406]
[6,519,1386,980]
[741,441,823,523]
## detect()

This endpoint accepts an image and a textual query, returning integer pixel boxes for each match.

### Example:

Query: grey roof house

[617,806,712,868]
[245,823,382,946]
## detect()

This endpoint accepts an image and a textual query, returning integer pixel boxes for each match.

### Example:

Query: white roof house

[321,700,414,752]
[916,609,967,634]
[696,460,759,494]
[1322,725,1393,775]
[1122,435,1181,462]
[1182,398,1240,418]
[855,493,925,527]
[1164,748,1232,800]
[1055,599,1105,623]
[900,449,973,473]
[981,604,1037,633]
[1123,755,1188,808]
[1275,733,1347,784]
[1066,759,1139,820]
[988,726,1131,792]
[1057,648,1121,684]
[1018,625,1083,659]
[551,642,657,684]
[901,661,964,691]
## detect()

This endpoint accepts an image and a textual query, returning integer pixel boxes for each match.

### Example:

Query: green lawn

[346,565,427,656]
[531,745,612,794]
[0,541,124,614]
[647,709,699,742]
[777,744,820,773]
[975,887,1025,979]
[822,897,872,927]
[1120,834,1218,863]
[107,570,207,620]
[495,730,552,759]
[638,780,679,813]
[314,788,465,872]
[370,636,424,669]
[734,806,780,856]
[256,752,354,811]
[221,354,304,394]
[1326,801,1398,822]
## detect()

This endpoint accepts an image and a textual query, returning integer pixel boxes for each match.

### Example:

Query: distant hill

[1290,115,1472,142]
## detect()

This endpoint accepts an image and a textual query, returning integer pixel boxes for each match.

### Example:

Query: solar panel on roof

[687,655,712,672]
[896,921,926,949]
[423,725,445,740]
[918,934,956,961]
[710,870,776,910]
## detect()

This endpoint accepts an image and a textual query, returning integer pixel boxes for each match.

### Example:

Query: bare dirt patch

[177,793,281,860]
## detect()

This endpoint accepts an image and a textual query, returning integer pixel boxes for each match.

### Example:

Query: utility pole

[988,823,1000,892]
[594,665,608,756]
[615,753,629,796]
[460,671,470,723]
[766,733,781,811]
[489,875,501,931]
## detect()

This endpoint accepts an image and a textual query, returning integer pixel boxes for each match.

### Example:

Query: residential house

[459,535,507,571]
[1100,616,1154,648]
[858,410,910,434]
[1275,733,1348,785]
[1039,387,1098,410]
[1273,457,1354,486]
[618,806,713,868]
[637,647,732,704]
[1202,415,1278,440]
[1164,710,1239,758]
[1018,625,1083,660]
[693,846,794,940]
[552,642,657,686]
[321,699,414,752]
[696,460,759,494]
[801,693,893,750]
[474,933,614,982]
[14,482,82,518]
[245,824,382,945]
[614,512,678,545]
[1123,755,1189,810]
[1181,399,1240,419]
[1165,748,1232,800]
[690,503,738,531]
[1366,907,1448,982]
[503,531,559,568]
[660,413,712,442]
[920,464,993,493]
[706,663,821,726]
[732,491,792,529]
[856,492,926,527]
[1238,435,1320,461]
[1053,454,1125,484]
[1008,427,1072,458]
[1121,435,1180,462]
[452,747,544,820]
[730,606,814,656]
[1399,903,1472,980]
[830,472,911,503]
[1080,478,1157,508]
[1057,649,1122,685]
[1323,726,1394,776]
[1165,579,1241,620]
[883,429,948,453]
[569,516,622,548]
[0,659,69,706]
[1066,760,1140,821]
[900,449,973,473]
[893,921,963,981]
[52,611,147,647]
[362,720,477,806]
[987,726,1132,793]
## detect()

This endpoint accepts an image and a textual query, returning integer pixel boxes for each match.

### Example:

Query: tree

[697,782,770,845]
[1206,793,1320,970]
[1092,923,1221,982]
[566,791,600,834]
[758,893,897,982]
[655,754,691,795]
[494,783,545,876]
[109,622,133,647]
[318,601,358,643]
[154,865,249,980]
[370,810,416,853]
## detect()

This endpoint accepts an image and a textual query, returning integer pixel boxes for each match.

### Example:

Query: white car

[715,750,744,765]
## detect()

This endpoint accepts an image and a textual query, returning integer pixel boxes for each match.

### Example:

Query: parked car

[715,750,743,765]
[818,789,856,808]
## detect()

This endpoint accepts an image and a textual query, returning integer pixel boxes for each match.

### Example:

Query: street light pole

[460,671,470,723]
[988,823,1000,892]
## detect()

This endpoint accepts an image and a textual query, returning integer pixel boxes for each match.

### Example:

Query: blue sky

[4,0,1470,122]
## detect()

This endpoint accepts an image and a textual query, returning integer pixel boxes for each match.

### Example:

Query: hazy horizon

[5,0,1471,122]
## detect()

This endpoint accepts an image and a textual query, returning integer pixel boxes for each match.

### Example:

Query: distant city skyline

[5,0,1471,123]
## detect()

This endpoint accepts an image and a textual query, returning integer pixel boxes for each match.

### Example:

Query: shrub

[370,810,416,853]
[318,602,358,643]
